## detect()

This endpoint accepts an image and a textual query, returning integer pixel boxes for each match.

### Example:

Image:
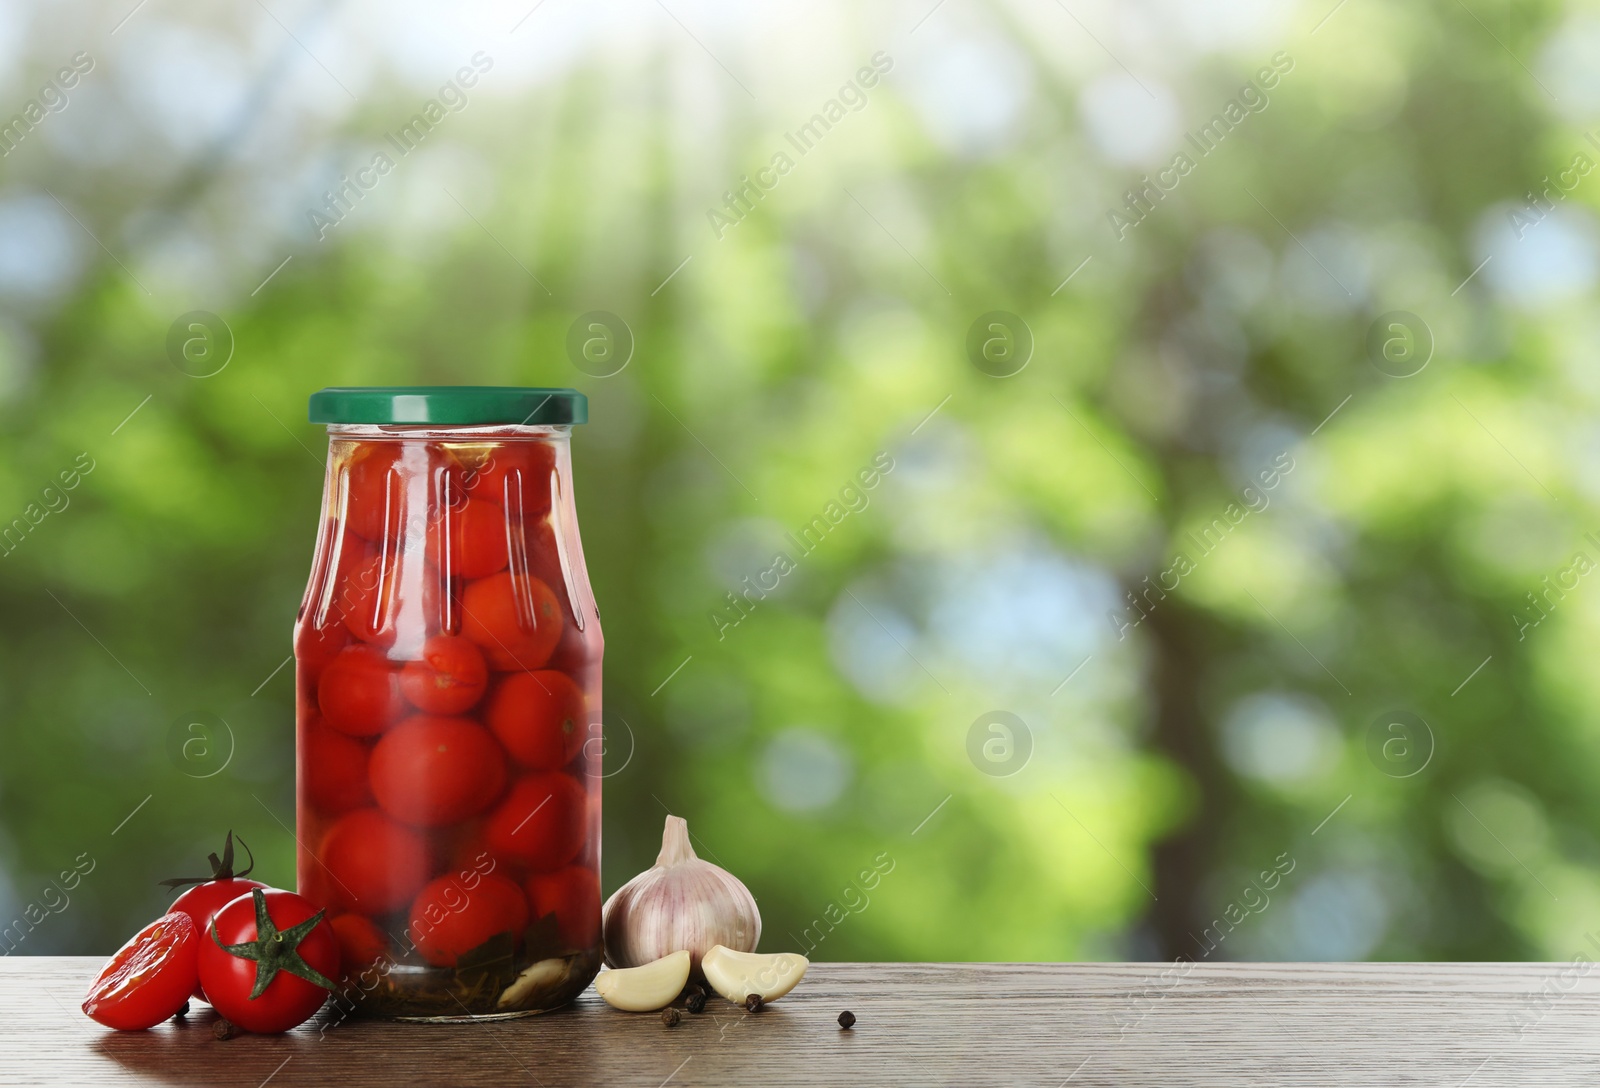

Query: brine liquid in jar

[293,388,602,1021]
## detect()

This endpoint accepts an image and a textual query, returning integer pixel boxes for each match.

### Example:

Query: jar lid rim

[308,387,587,425]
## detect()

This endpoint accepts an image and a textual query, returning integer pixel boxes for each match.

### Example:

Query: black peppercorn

[662,1007,682,1028]
[838,1010,856,1030]
[175,1000,191,1019]
[686,991,707,1014]
[212,1019,238,1041]
[745,993,764,1014]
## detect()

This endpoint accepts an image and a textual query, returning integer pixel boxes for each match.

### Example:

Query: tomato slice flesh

[82,912,199,1031]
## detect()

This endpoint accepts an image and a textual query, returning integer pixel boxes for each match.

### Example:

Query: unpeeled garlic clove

[701,945,808,1004]
[593,950,691,1012]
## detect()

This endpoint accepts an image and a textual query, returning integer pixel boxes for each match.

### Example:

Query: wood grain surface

[5,958,1599,1086]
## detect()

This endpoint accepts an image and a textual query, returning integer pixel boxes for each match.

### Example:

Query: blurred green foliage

[0,0,1596,965]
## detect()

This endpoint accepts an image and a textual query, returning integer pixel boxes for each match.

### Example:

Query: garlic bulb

[602,815,761,971]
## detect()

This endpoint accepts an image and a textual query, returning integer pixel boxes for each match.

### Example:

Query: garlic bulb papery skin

[602,815,761,972]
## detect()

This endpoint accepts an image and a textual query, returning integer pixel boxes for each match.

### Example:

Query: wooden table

[5,959,1598,1086]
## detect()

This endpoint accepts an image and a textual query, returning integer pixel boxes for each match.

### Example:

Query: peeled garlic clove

[593,950,691,1012]
[701,945,808,1004]
[602,815,761,973]
[497,956,572,1010]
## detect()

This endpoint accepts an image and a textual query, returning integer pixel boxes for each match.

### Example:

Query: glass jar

[293,387,602,1021]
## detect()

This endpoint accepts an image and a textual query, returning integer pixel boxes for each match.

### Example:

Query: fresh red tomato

[161,832,271,1002]
[369,715,507,827]
[483,773,587,872]
[169,880,271,940]
[428,497,511,580]
[407,873,529,967]
[468,442,555,522]
[329,914,390,980]
[461,572,564,671]
[82,913,199,1030]
[302,717,374,815]
[525,865,600,950]
[343,443,401,543]
[319,809,431,914]
[486,671,587,770]
[317,645,404,736]
[399,634,488,715]
[199,888,339,1034]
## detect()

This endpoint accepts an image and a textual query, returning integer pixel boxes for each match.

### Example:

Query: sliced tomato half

[82,912,200,1031]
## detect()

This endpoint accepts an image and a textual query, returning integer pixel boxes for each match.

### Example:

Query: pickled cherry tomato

[546,621,593,676]
[340,554,397,645]
[318,645,404,736]
[330,913,391,980]
[303,716,374,814]
[487,671,587,770]
[344,443,401,542]
[428,497,510,580]
[525,865,600,950]
[483,773,586,872]
[369,715,507,827]
[399,634,489,715]
[462,572,564,671]
[469,442,555,522]
[296,621,350,686]
[445,825,501,878]
[524,517,566,597]
[408,873,529,968]
[320,809,430,913]
[318,526,373,611]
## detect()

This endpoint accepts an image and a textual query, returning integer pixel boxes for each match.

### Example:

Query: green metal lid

[308,387,587,426]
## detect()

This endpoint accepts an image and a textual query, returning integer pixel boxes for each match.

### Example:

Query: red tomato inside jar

[294,387,602,1020]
